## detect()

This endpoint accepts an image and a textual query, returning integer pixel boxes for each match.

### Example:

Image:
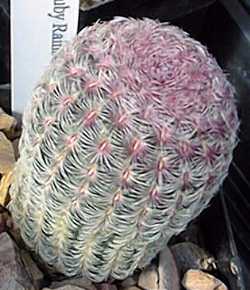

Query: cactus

[9,18,239,282]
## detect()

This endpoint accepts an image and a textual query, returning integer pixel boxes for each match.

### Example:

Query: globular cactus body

[9,18,239,282]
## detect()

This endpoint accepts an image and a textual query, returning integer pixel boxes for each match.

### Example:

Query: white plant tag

[11,0,80,113]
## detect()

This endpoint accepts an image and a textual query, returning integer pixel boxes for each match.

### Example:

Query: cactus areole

[9,18,239,282]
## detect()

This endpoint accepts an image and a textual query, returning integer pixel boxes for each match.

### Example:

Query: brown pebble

[12,138,20,160]
[182,270,228,290]
[138,264,158,290]
[43,287,85,290]
[121,275,138,288]
[96,283,117,290]
[0,214,4,232]
[0,208,12,233]
[122,287,141,290]
[50,276,96,290]
[6,216,13,228]
[0,131,15,174]
[0,108,17,133]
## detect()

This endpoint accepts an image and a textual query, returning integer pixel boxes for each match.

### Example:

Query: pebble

[158,247,180,290]
[0,131,15,174]
[0,232,33,290]
[120,274,138,288]
[171,242,216,275]
[182,269,228,290]
[50,276,96,290]
[138,264,158,290]
[0,214,4,232]
[20,249,44,290]
[96,283,117,290]
[12,138,20,160]
[1,279,26,290]
[122,287,141,290]
[43,286,85,290]
[0,108,16,132]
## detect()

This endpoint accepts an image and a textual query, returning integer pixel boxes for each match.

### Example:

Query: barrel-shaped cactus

[9,18,239,282]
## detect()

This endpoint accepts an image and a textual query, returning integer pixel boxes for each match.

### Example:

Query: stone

[0,232,33,290]
[120,274,138,288]
[0,131,15,207]
[20,250,44,290]
[50,276,96,290]
[182,270,228,290]
[0,210,14,236]
[138,264,158,290]
[122,287,141,290]
[1,279,26,290]
[96,283,117,290]
[0,171,12,207]
[0,111,20,209]
[158,247,180,290]
[0,206,11,232]
[0,207,20,245]
[12,138,20,160]
[171,242,216,275]
[0,213,4,233]
[0,108,16,133]
[43,287,84,290]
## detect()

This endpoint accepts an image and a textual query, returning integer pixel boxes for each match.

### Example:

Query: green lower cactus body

[9,18,239,282]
